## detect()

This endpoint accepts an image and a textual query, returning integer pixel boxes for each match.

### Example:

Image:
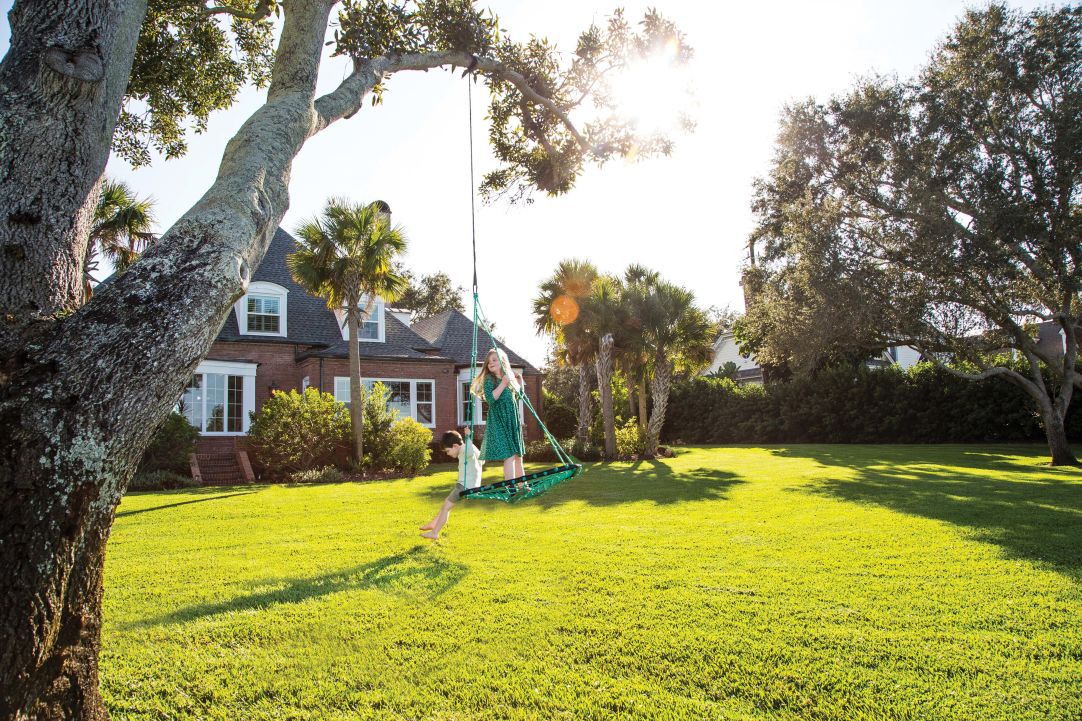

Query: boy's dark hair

[440,430,464,449]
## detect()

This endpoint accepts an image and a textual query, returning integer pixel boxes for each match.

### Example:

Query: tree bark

[576,364,591,448]
[0,1,339,717]
[347,306,364,466]
[637,374,649,431]
[595,333,616,458]
[0,0,147,350]
[645,357,672,457]
[1034,394,1078,466]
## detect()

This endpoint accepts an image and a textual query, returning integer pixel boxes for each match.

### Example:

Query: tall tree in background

[289,199,408,464]
[737,3,1081,465]
[395,267,466,320]
[581,274,624,458]
[621,264,660,430]
[0,0,693,714]
[533,259,599,448]
[640,281,714,456]
[84,179,157,300]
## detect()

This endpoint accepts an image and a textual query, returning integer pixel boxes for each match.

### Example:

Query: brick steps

[196,452,244,485]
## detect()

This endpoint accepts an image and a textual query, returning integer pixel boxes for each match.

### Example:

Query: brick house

[184,228,541,481]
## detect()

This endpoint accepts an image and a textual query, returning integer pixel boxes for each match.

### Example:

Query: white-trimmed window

[333,376,435,427]
[335,295,385,342]
[180,360,257,434]
[234,281,288,337]
[458,367,525,426]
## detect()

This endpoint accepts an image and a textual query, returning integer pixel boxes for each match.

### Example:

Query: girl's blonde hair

[470,348,520,397]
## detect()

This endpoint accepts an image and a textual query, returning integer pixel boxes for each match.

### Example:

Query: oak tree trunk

[0,0,147,351]
[0,1,340,717]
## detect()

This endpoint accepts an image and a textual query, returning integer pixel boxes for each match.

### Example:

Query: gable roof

[306,312,448,360]
[411,309,540,375]
[216,228,342,346]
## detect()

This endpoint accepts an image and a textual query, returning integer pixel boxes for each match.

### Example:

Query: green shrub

[128,469,199,492]
[662,361,1076,445]
[525,439,560,463]
[361,382,399,471]
[248,388,350,476]
[286,466,347,484]
[137,412,199,475]
[385,417,432,475]
[541,389,577,440]
[615,418,646,458]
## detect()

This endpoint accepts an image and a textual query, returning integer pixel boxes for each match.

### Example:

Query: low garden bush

[286,466,347,484]
[128,469,199,492]
[137,412,199,475]
[615,418,646,458]
[385,417,432,475]
[248,388,350,476]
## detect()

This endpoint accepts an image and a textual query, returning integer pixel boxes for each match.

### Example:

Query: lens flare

[550,295,580,325]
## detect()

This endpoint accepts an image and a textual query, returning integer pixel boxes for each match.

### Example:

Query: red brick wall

[204,341,543,442]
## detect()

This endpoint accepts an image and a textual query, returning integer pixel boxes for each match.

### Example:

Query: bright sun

[609,39,692,135]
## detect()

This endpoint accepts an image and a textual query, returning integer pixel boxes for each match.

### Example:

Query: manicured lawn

[102,445,1082,720]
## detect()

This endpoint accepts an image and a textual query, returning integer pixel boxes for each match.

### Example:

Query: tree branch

[205,0,274,21]
[312,51,591,152]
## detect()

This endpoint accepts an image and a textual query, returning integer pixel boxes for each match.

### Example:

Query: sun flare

[609,40,692,135]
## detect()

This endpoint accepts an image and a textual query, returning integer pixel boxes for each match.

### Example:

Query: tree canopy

[735,3,1081,464]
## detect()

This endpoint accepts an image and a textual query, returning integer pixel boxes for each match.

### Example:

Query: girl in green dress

[471,348,525,480]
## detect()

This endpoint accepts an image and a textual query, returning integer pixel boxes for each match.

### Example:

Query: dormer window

[335,295,385,342]
[247,296,280,333]
[235,281,288,337]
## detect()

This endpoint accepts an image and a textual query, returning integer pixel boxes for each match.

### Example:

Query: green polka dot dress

[480,374,525,461]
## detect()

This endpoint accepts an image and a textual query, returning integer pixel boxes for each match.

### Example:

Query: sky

[0,0,1061,367]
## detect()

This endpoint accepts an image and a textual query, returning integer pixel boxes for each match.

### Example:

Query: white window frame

[333,376,436,428]
[184,360,258,435]
[234,281,288,337]
[335,295,385,343]
[457,367,525,426]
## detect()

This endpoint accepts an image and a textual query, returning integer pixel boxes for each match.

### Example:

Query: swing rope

[458,72,581,504]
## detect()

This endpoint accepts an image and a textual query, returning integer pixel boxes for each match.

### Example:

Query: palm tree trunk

[347,307,364,467]
[596,333,616,458]
[645,356,672,457]
[637,373,649,431]
[576,364,591,447]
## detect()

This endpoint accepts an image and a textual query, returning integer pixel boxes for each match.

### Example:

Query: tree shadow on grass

[414,458,746,509]
[772,445,1082,580]
[116,490,259,519]
[127,545,467,629]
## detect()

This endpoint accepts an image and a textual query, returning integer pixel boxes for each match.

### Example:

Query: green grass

[102,445,1082,720]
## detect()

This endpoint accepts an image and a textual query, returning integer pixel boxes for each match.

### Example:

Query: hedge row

[662,363,1082,445]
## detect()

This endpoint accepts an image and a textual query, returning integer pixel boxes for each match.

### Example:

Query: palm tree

[532,259,598,447]
[84,178,156,300]
[580,274,624,458]
[289,198,408,466]
[621,264,660,431]
[640,281,715,457]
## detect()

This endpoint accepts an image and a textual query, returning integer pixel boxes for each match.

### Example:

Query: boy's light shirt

[459,443,482,489]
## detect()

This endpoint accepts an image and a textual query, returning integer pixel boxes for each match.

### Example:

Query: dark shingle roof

[411,310,540,375]
[306,312,450,360]
[216,228,342,346]
[217,229,448,361]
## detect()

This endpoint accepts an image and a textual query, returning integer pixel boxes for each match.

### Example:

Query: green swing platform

[456,79,581,504]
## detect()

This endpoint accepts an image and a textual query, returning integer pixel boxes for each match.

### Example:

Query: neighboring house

[704,331,922,385]
[183,228,541,478]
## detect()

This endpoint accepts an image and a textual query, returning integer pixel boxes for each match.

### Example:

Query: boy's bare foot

[420,530,440,540]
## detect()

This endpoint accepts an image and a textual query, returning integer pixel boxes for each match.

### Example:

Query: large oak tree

[737,4,1081,465]
[0,0,691,717]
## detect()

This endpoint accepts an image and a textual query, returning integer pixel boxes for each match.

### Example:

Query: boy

[420,430,482,540]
